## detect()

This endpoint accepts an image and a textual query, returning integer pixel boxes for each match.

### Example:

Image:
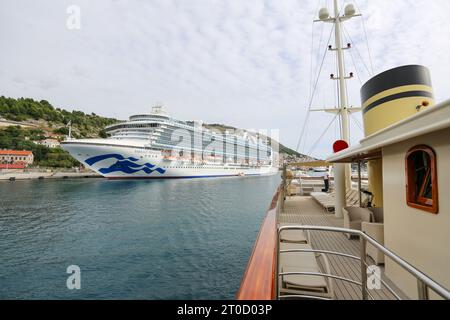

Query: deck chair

[343,206,372,239]
[279,223,310,244]
[279,242,334,299]
[287,184,301,197]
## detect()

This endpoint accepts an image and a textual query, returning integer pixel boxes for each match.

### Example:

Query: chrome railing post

[276,229,281,300]
[418,280,430,300]
[357,161,362,207]
[360,236,368,300]
[282,165,287,211]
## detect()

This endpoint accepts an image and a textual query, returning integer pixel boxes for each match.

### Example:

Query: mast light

[344,4,356,16]
[319,7,330,20]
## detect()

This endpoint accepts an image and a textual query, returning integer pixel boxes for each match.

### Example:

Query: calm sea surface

[0,175,280,299]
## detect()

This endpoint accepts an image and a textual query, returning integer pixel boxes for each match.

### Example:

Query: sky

[1,0,450,158]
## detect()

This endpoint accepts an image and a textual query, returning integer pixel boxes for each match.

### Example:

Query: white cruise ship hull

[61,140,279,179]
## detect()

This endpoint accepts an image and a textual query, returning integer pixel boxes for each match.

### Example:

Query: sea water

[0,175,280,299]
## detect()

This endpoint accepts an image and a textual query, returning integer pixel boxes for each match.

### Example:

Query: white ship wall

[62,142,278,179]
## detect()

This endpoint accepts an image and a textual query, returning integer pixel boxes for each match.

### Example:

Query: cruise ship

[61,106,279,179]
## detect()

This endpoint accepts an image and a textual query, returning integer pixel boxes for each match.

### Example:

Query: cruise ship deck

[278,196,402,300]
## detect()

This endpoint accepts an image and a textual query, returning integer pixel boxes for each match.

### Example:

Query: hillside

[0,96,116,139]
[0,96,311,167]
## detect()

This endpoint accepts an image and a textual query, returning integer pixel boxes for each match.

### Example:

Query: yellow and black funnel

[361,65,434,137]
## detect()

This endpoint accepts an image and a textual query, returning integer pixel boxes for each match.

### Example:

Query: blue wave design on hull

[85,154,166,175]
[85,154,139,166]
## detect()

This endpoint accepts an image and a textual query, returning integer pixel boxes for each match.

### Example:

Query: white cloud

[1,0,449,158]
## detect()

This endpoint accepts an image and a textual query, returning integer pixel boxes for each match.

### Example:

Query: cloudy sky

[1,0,450,158]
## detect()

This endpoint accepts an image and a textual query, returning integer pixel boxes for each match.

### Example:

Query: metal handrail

[280,271,363,287]
[360,259,403,300]
[280,248,360,261]
[280,295,332,301]
[277,225,450,300]
[279,230,401,300]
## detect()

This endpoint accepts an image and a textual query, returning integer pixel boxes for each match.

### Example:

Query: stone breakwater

[0,170,102,181]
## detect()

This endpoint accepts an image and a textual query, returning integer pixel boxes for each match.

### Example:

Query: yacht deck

[278,196,403,300]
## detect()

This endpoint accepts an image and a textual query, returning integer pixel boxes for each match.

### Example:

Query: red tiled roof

[0,150,33,156]
[0,164,26,169]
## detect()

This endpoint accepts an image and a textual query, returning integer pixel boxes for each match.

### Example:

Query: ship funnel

[361,65,434,208]
[360,65,434,137]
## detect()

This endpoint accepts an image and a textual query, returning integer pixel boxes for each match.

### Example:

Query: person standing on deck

[322,171,330,193]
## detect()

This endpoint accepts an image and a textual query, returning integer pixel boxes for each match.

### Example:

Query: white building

[36,139,60,149]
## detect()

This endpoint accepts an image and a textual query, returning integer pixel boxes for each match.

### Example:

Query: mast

[333,0,350,146]
[67,120,72,140]
[313,0,362,217]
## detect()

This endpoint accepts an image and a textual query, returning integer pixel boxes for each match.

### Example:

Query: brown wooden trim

[236,187,280,300]
[405,145,439,214]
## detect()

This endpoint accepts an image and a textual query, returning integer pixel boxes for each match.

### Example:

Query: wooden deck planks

[278,196,397,300]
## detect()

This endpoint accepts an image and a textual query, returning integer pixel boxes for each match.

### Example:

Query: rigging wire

[309,22,315,101]
[296,23,336,152]
[354,0,375,75]
[307,113,339,156]
[342,24,372,77]
[297,5,324,154]
[346,37,364,86]
[298,2,321,154]
[334,112,338,138]
[298,1,355,155]
[350,111,364,133]
[310,0,326,100]
[340,22,364,86]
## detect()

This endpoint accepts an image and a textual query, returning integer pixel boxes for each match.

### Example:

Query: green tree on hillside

[0,96,117,138]
[0,126,78,168]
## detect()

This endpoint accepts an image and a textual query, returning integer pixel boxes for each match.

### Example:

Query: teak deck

[279,196,403,300]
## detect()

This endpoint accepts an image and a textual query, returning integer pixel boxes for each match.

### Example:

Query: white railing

[277,225,450,300]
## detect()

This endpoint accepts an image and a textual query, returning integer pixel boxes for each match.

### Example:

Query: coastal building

[0,150,34,169]
[36,138,60,149]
